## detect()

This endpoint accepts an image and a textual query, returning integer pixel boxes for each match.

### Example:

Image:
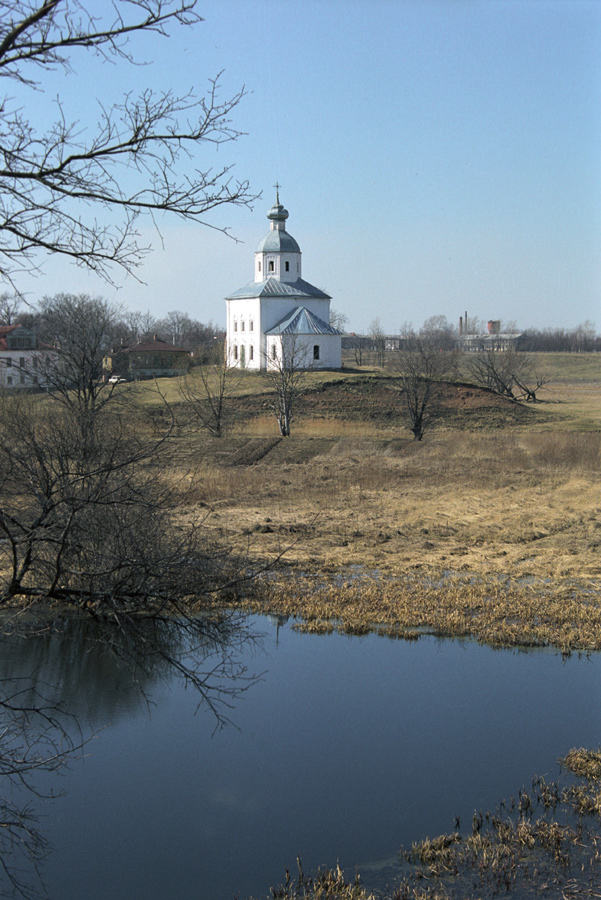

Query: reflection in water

[0,611,260,899]
[0,621,600,900]
[0,610,259,724]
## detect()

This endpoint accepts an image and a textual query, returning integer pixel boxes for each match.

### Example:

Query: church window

[233,344,238,360]
[258,261,261,272]
[271,344,276,360]
[241,320,245,332]
[249,345,254,360]
[313,345,320,361]
[285,261,289,272]
[233,320,238,332]
[269,260,274,272]
[249,320,254,332]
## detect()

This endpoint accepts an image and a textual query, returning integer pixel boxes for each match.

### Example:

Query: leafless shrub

[392,334,457,440]
[467,348,550,402]
[179,363,240,437]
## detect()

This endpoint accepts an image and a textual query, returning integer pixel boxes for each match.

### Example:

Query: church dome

[267,200,289,222]
[256,229,300,253]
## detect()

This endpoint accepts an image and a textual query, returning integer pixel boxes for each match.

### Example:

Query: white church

[225,191,342,370]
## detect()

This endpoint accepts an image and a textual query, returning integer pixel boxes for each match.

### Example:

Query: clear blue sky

[14,0,601,333]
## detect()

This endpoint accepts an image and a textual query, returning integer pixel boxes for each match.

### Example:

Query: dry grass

[191,429,601,583]
[244,573,601,651]
[179,427,601,650]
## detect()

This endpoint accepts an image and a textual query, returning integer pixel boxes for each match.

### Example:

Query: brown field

[144,352,601,651]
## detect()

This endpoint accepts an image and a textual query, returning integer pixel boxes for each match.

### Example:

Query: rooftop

[265,306,341,336]
[226,276,331,301]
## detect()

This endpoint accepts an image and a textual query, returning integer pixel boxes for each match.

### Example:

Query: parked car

[108,375,127,384]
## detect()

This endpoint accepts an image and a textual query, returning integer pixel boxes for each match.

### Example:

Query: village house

[0,324,52,388]
[102,336,191,380]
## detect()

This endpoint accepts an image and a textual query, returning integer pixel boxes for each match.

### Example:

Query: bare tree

[121,310,158,344]
[420,314,457,350]
[262,334,312,437]
[369,317,386,367]
[467,348,550,402]
[161,310,193,346]
[1,293,260,714]
[36,293,123,433]
[0,1,257,291]
[393,333,457,440]
[0,292,21,324]
[179,362,239,437]
[0,389,257,698]
[575,320,597,352]
[329,308,348,332]
[347,333,369,366]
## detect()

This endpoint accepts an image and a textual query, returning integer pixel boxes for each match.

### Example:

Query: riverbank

[164,355,601,651]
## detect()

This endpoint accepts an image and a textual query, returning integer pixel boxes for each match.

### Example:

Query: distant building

[457,332,523,352]
[0,324,51,388]
[225,191,342,370]
[102,336,190,380]
[457,313,522,351]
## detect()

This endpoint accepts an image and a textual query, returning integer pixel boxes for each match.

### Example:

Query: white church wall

[264,333,341,371]
[227,297,262,369]
[256,253,301,282]
[309,335,341,369]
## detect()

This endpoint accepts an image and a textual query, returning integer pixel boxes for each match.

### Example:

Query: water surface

[2,617,600,900]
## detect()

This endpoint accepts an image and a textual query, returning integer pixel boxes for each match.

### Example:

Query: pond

[1,615,600,899]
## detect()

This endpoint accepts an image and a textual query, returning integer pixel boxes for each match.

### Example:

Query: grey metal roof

[226,276,331,301]
[256,230,301,253]
[265,306,341,336]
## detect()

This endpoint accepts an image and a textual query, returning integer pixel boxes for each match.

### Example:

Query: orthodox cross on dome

[274,182,281,203]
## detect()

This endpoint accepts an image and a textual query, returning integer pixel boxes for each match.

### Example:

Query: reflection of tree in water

[0,612,258,724]
[0,611,259,898]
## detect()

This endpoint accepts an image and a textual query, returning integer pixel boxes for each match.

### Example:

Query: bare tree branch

[0,2,258,289]
[467,348,550,403]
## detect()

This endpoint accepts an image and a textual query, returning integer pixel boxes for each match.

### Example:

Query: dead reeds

[396,751,601,900]
[243,572,601,651]
[248,746,601,898]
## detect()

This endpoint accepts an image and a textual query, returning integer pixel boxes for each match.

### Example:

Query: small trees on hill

[467,348,549,402]
[393,334,457,441]
[179,362,239,438]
